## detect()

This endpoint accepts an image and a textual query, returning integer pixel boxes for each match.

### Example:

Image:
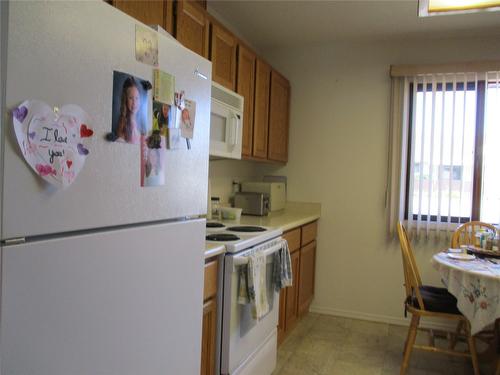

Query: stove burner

[226,226,266,233]
[206,233,240,241]
[206,222,225,228]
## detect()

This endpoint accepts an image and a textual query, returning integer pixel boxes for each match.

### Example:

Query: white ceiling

[208,0,500,49]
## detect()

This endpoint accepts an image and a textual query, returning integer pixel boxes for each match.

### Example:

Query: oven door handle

[233,242,283,267]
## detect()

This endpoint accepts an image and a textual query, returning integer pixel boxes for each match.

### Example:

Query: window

[405,74,500,227]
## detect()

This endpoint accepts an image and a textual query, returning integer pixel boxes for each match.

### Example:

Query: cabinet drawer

[301,221,317,246]
[283,228,301,253]
[203,259,218,301]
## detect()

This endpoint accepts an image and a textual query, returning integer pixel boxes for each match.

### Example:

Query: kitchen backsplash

[209,159,262,204]
[209,159,287,206]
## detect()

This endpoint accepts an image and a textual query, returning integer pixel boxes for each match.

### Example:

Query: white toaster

[240,182,286,212]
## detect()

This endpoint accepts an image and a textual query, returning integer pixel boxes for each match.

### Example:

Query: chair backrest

[397,222,425,310]
[451,221,497,248]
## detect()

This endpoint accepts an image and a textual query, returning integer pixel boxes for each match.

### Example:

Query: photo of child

[179,99,196,140]
[153,101,173,137]
[177,98,196,149]
[140,131,166,187]
[111,71,149,145]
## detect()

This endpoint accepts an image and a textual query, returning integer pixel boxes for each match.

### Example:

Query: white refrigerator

[0,1,212,374]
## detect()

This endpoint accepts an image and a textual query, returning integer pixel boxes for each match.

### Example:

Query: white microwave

[209,82,244,159]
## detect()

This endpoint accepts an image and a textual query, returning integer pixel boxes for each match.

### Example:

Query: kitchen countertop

[204,243,226,259]
[235,201,321,232]
[204,201,321,258]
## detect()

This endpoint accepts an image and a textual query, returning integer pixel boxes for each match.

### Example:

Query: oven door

[220,240,281,375]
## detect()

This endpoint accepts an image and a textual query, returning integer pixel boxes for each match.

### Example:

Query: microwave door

[210,100,243,159]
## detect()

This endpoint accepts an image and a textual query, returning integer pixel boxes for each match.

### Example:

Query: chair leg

[464,321,480,375]
[450,320,464,350]
[401,315,419,375]
[496,319,500,375]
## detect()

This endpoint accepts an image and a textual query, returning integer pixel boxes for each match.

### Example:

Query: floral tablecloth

[432,252,500,335]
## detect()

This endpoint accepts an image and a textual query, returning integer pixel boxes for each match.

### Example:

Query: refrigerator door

[2,1,211,239]
[1,219,205,375]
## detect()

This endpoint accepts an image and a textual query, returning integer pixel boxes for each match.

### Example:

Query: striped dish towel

[273,239,293,291]
[237,252,270,320]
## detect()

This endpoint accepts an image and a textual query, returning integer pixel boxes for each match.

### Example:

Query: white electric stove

[205,222,282,253]
[205,221,283,375]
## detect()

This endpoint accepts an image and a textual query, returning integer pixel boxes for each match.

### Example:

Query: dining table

[432,251,500,335]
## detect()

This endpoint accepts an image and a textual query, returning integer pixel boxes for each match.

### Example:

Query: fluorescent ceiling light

[419,0,500,16]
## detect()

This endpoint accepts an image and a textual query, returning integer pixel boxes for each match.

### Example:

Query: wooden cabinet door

[268,70,290,163]
[252,59,271,159]
[298,241,316,317]
[277,289,286,345]
[176,0,209,58]
[200,298,217,375]
[113,1,173,33]
[285,249,300,332]
[236,44,256,157]
[211,23,237,90]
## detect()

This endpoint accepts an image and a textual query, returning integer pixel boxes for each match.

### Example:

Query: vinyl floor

[272,313,497,375]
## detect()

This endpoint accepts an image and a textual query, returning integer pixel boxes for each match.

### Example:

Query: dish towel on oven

[237,252,269,319]
[273,239,293,291]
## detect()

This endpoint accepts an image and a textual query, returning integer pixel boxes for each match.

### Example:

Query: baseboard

[310,305,456,331]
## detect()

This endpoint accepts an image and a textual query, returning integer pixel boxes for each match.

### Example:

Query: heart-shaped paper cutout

[80,124,93,138]
[13,106,28,123]
[77,143,89,155]
[12,100,93,188]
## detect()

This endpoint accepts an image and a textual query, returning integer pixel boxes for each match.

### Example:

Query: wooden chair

[451,221,497,248]
[496,319,500,375]
[397,222,480,375]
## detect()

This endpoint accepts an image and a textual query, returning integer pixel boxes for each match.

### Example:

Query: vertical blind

[387,65,500,240]
[406,73,477,238]
[481,72,500,225]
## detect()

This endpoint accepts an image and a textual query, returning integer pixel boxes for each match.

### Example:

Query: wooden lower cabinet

[298,240,316,317]
[201,298,217,375]
[201,258,218,375]
[278,221,318,344]
[285,249,301,330]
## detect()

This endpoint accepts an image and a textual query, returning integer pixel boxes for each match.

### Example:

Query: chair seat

[421,285,450,295]
[407,286,461,315]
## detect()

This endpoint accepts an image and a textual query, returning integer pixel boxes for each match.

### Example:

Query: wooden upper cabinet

[236,44,256,157]
[113,1,173,33]
[268,70,290,163]
[252,59,271,160]
[210,22,237,91]
[175,0,209,58]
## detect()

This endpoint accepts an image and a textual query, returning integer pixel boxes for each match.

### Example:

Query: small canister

[475,232,482,247]
[211,197,221,220]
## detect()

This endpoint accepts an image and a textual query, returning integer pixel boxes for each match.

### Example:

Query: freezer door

[2,1,211,239]
[0,219,205,375]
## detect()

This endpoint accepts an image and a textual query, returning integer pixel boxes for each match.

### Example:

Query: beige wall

[251,36,500,324]
[209,159,263,205]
